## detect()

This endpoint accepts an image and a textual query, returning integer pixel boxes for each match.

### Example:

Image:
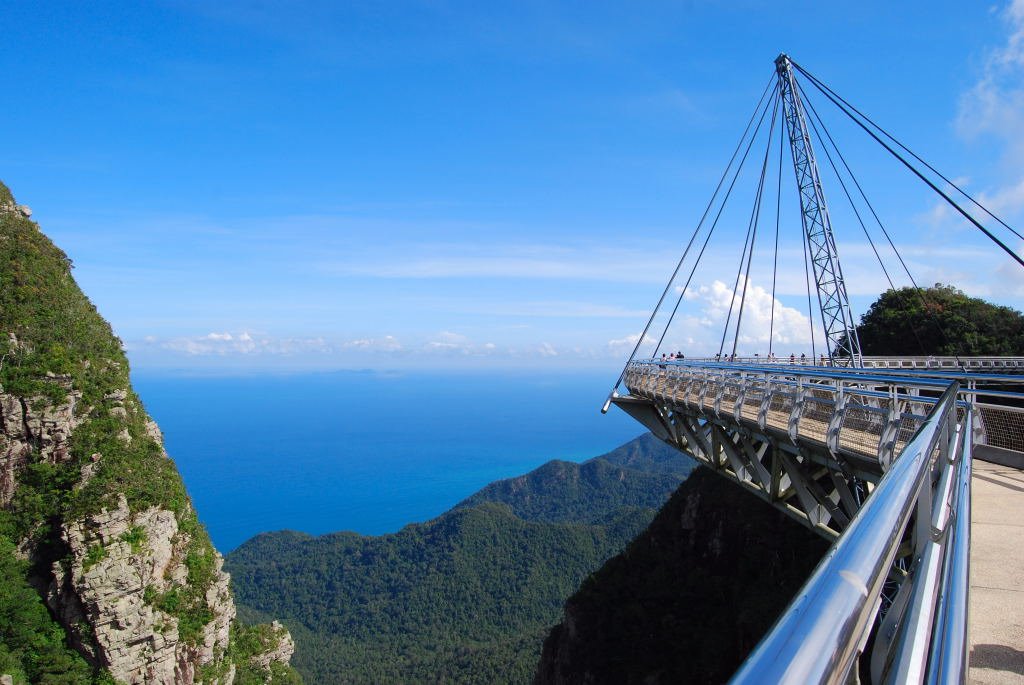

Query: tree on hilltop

[855,284,1024,356]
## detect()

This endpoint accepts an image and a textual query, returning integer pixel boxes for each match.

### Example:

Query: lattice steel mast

[776,53,862,365]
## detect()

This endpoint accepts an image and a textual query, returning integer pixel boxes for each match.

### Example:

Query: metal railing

[729,382,972,684]
[661,355,1024,371]
[624,359,1024,457]
[975,401,1024,452]
[623,360,950,470]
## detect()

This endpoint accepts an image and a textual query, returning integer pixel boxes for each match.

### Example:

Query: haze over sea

[133,370,640,551]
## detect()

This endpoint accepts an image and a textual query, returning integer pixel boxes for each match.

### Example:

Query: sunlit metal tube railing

[879,416,963,683]
[728,381,960,685]
[926,410,972,685]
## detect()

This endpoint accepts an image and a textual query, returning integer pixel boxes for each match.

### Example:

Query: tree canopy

[855,284,1024,356]
[226,434,694,684]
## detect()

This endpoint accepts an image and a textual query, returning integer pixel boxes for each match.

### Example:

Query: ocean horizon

[132,369,643,551]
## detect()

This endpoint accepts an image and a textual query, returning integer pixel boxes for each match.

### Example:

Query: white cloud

[957,1,1024,162]
[342,335,403,352]
[978,177,1024,217]
[953,1,1024,291]
[607,332,656,350]
[538,342,558,357]
[424,331,502,357]
[660,278,821,355]
[157,331,329,356]
[996,241,1024,295]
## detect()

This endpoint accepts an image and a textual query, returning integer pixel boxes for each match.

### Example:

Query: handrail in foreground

[729,381,969,684]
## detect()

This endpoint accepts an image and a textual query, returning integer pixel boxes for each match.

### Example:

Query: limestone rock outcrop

[0,179,298,683]
[46,494,238,684]
[0,380,82,505]
[246,622,295,672]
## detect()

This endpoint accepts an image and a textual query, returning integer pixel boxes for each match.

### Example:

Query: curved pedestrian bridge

[608,357,1024,683]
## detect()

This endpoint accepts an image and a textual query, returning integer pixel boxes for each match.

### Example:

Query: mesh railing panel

[798,399,833,444]
[979,404,1024,452]
[741,390,764,422]
[766,394,794,431]
[894,414,924,456]
[722,386,740,411]
[838,406,886,457]
[701,381,719,411]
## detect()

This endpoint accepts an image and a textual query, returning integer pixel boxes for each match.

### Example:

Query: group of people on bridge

[658,352,832,365]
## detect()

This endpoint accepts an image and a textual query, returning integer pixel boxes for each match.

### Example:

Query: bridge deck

[970,459,1024,684]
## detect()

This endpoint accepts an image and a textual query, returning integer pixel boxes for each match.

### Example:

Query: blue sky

[4,1,1024,373]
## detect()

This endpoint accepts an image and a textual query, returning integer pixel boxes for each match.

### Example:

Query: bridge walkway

[970,459,1024,684]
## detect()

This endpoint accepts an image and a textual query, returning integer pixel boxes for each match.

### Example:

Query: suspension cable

[802,102,898,289]
[797,80,963,360]
[718,171,760,359]
[653,83,780,359]
[732,94,780,358]
[792,62,1024,270]
[793,61,1024,244]
[769,103,783,358]
[718,90,781,358]
[607,75,776,398]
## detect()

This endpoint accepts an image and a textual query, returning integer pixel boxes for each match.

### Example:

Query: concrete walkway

[969,460,1024,684]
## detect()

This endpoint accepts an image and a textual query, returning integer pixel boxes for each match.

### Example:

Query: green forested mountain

[455,432,694,523]
[226,433,695,683]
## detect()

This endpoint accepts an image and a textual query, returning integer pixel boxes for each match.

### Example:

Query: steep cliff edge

[533,466,831,684]
[0,182,298,684]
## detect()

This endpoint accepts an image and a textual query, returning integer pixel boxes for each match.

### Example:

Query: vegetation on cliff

[0,181,299,682]
[227,433,694,683]
[0,539,98,684]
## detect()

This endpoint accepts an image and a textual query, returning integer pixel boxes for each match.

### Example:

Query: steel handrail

[625,361,958,408]
[926,410,972,685]
[627,359,1024,404]
[635,357,1024,387]
[729,381,961,685]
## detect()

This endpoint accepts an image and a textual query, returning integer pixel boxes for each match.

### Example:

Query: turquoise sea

[132,370,641,551]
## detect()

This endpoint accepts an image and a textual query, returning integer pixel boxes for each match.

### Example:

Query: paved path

[969,460,1024,684]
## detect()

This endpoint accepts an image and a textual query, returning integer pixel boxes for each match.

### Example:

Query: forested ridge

[226,433,695,683]
[854,284,1024,355]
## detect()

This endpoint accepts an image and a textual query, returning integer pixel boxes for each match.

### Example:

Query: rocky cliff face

[0,183,298,684]
[533,466,831,684]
